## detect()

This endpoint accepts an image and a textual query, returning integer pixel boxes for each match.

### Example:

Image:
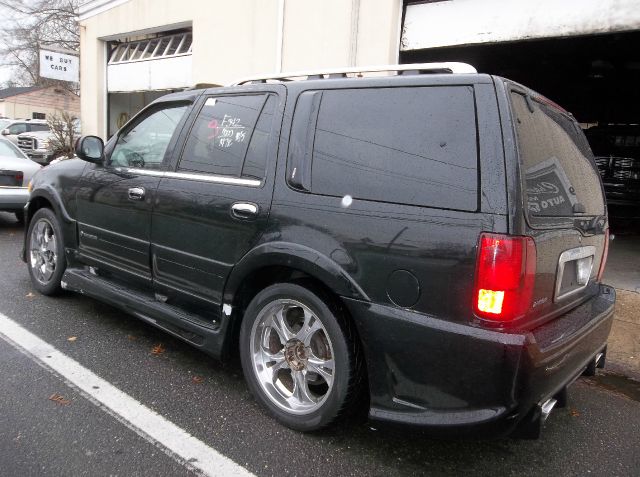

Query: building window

[109,32,193,65]
[32,112,46,120]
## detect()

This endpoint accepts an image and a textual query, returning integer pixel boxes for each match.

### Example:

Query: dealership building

[79,0,640,139]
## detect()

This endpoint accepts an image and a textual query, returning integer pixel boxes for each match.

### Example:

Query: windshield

[511,92,605,220]
[0,139,27,159]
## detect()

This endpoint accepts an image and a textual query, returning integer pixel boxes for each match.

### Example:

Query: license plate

[554,246,595,301]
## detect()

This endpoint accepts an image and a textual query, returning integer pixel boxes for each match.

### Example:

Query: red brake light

[474,233,536,322]
[597,230,609,282]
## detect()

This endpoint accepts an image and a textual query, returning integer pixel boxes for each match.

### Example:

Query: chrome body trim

[114,167,261,187]
[231,62,477,85]
[231,202,258,215]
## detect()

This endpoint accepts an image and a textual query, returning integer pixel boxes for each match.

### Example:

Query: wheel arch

[223,241,369,309]
[221,242,369,358]
[23,187,77,262]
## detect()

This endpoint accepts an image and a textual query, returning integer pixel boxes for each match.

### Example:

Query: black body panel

[150,85,286,318]
[346,285,614,434]
[76,165,160,284]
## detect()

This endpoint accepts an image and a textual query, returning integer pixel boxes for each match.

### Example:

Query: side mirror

[1,129,9,135]
[75,135,104,163]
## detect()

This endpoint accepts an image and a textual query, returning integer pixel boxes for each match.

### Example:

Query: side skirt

[61,267,229,359]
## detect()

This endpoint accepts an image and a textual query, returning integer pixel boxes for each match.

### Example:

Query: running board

[61,268,227,359]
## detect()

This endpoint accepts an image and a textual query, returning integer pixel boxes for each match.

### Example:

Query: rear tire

[26,208,66,295]
[239,283,364,431]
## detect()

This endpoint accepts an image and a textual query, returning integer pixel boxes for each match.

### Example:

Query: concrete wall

[107,55,193,92]
[0,87,80,120]
[402,0,640,50]
[79,0,403,137]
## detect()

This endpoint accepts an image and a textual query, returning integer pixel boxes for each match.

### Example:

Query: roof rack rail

[231,62,477,85]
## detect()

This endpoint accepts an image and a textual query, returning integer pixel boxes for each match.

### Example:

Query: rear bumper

[0,186,29,210]
[344,284,615,437]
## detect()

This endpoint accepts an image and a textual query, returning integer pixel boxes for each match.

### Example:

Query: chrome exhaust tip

[595,352,604,366]
[540,398,558,423]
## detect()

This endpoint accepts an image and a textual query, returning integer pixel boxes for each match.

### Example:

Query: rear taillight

[474,233,536,323]
[597,230,609,282]
[15,173,23,185]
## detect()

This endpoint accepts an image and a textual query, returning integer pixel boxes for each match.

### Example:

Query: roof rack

[231,62,477,85]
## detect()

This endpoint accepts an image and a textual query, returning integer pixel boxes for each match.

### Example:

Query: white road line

[0,312,255,477]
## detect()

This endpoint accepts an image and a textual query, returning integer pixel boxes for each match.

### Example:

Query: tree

[0,0,79,88]
[47,110,79,159]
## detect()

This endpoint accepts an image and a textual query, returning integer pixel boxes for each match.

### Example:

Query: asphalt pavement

[1,211,639,477]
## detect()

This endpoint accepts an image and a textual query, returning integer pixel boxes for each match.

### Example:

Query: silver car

[0,137,41,222]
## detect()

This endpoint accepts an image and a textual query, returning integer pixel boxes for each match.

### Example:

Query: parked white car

[0,137,41,222]
[17,118,81,165]
[0,119,49,145]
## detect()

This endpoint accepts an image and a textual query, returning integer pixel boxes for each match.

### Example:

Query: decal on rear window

[525,157,577,215]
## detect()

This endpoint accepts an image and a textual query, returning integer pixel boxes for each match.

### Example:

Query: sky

[0,2,22,85]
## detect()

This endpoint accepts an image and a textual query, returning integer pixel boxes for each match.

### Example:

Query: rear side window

[511,92,605,219]
[30,123,50,132]
[309,86,478,210]
[179,94,275,179]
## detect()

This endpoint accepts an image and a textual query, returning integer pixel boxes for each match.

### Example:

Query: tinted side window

[30,124,50,132]
[242,95,276,180]
[179,94,272,178]
[110,104,188,169]
[310,86,478,210]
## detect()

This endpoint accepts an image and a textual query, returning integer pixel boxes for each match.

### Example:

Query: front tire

[26,208,66,295]
[239,283,363,431]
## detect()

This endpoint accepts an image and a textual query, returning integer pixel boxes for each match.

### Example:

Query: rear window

[0,139,24,159]
[310,86,478,210]
[511,92,605,219]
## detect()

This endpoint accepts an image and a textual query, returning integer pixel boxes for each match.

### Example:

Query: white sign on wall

[39,49,79,82]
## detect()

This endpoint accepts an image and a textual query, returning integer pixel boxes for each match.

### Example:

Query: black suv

[23,63,614,437]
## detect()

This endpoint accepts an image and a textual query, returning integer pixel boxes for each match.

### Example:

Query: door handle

[231,202,258,219]
[128,187,145,201]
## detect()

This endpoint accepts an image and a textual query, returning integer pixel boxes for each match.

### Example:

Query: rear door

[150,85,285,316]
[508,87,608,323]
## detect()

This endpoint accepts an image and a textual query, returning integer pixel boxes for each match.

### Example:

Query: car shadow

[0,211,24,234]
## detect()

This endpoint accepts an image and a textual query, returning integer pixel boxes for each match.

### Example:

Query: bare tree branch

[0,0,79,87]
[48,110,79,159]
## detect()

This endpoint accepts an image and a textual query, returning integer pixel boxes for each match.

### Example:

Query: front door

[151,86,284,317]
[76,102,190,285]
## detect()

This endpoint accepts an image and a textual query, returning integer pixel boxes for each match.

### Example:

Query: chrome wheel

[29,218,58,285]
[250,299,335,415]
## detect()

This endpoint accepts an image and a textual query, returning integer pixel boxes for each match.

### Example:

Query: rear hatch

[509,88,608,327]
